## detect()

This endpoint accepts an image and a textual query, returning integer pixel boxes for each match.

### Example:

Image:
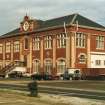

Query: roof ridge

[70,13,78,24]
[44,13,76,22]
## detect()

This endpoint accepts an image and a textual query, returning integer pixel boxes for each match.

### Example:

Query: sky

[0,0,105,35]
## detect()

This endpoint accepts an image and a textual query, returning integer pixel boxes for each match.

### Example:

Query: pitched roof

[0,28,20,38]
[41,14,75,28]
[73,14,105,29]
[0,13,105,38]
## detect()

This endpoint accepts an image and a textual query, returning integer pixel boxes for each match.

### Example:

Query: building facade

[0,13,105,76]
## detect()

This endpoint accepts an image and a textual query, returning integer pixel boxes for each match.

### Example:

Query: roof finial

[24,11,29,20]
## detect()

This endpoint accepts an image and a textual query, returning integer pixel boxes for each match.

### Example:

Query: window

[13,41,20,52]
[76,33,86,48]
[95,60,101,65]
[0,44,3,54]
[0,62,3,70]
[44,36,52,49]
[57,59,66,74]
[96,36,104,49]
[44,59,52,74]
[24,38,29,49]
[79,54,86,64]
[6,42,11,53]
[33,37,40,50]
[33,60,40,74]
[57,33,66,48]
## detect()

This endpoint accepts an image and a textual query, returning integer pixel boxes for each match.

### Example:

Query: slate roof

[0,28,20,38]
[0,13,105,38]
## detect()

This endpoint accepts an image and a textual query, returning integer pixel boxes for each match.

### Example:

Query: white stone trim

[90,52,105,55]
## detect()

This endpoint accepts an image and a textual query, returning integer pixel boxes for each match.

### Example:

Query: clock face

[23,21,29,31]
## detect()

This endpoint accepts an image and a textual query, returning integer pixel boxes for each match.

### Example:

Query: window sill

[76,47,86,49]
[96,48,104,50]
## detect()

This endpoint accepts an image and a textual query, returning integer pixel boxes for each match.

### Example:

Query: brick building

[0,13,105,76]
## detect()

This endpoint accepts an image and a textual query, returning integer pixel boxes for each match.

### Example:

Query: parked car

[31,73,53,80]
[60,68,81,80]
[8,71,23,78]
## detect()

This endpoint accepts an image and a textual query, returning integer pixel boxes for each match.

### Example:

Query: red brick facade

[0,14,105,76]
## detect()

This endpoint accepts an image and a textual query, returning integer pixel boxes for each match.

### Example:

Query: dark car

[31,73,53,80]
[31,73,42,80]
[8,71,23,78]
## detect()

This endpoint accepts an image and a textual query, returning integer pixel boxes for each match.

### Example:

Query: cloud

[0,0,105,35]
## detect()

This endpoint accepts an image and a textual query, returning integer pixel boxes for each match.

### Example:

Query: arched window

[57,59,66,74]
[24,37,29,49]
[33,60,40,74]
[44,59,52,74]
[79,54,86,63]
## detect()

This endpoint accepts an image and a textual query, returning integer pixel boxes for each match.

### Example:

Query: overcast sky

[0,0,105,35]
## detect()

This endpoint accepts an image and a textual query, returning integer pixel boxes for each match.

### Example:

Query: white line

[40,90,105,98]
[39,85,105,93]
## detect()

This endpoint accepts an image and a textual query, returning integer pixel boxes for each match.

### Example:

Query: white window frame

[57,33,66,48]
[78,53,86,64]
[0,44,3,54]
[44,36,52,49]
[0,62,3,70]
[96,36,104,50]
[13,41,20,52]
[33,59,40,74]
[57,59,66,74]
[44,59,52,74]
[76,32,86,48]
[6,42,11,53]
[33,37,40,50]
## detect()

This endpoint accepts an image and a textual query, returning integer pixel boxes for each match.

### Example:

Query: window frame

[44,59,52,74]
[24,37,29,50]
[78,53,86,64]
[44,36,52,49]
[6,42,11,53]
[96,36,104,50]
[33,59,40,74]
[95,60,101,66]
[76,32,86,48]
[33,37,40,50]
[57,59,66,74]
[13,41,20,52]
[57,33,66,48]
[0,44,3,54]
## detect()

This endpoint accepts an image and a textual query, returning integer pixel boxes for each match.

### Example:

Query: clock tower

[20,15,38,32]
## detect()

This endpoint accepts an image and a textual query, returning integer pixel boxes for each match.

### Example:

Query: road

[0,80,105,100]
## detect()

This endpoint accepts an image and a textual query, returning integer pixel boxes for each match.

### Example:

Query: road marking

[39,85,105,93]
[39,90,105,98]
